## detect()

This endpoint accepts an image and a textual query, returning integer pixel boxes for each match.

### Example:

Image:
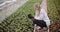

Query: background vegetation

[48,0,60,32]
[0,0,60,32]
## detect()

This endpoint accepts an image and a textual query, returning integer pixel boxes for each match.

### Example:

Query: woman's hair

[34,3,40,6]
[34,3,41,8]
[34,3,41,11]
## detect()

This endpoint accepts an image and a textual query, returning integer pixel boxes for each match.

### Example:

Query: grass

[0,0,41,32]
[48,0,60,32]
[48,0,60,21]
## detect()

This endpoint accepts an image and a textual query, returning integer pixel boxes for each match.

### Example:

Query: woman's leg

[33,24,37,32]
[47,27,50,32]
[33,24,41,32]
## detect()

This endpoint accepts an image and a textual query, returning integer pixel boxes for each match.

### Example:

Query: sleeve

[34,10,40,19]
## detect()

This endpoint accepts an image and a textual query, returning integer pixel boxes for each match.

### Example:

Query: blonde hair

[34,3,41,10]
[34,3,41,8]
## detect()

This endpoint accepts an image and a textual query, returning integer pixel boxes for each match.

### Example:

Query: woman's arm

[34,3,41,17]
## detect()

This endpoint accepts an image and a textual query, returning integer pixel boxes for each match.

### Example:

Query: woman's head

[34,3,41,11]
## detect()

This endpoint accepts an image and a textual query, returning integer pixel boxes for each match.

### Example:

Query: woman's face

[34,3,41,11]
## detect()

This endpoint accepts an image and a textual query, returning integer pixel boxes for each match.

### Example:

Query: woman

[28,3,50,32]
[34,3,50,32]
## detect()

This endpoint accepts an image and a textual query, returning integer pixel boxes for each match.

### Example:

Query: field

[0,0,60,32]
[48,0,60,32]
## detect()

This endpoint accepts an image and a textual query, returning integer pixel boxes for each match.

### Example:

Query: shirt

[34,8,50,26]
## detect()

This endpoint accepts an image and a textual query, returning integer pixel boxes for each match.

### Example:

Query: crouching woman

[28,3,50,32]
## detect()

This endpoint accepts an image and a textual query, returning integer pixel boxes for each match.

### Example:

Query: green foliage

[0,0,41,32]
[48,0,60,32]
